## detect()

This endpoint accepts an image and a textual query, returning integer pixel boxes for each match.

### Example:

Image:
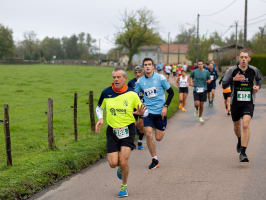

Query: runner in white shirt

[164,64,172,80]
[177,70,189,112]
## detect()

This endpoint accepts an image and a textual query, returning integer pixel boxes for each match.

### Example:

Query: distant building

[208,44,245,64]
[131,44,191,65]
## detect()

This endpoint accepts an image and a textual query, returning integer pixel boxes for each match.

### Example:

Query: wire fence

[0,91,105,167]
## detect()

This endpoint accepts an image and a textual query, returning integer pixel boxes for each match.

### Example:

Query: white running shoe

[199,117,204,123]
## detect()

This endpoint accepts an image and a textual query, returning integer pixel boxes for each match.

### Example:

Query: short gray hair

[113,67,127,77]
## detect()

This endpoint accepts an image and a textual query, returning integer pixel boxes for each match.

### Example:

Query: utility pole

[244,0,248,48]
[196,14,200,63]
[167,32,170,64]
[235,21,238,64]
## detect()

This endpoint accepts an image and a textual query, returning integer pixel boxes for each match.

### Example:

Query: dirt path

[33,86,266,200]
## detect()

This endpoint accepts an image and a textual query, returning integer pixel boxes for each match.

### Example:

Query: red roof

[160,44,188,53]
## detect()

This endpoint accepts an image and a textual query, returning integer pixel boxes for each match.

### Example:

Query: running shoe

[178,104,183,109]
[227,111,231,116]
[148,158,160,169]
[138,144,144,150]
[236,142,241,153]
[182,108,187,112]
[118,184,128,198]
[117,167,122,180]
[239,153,249,162]
[199,117,204,123]
[194,109,199,117]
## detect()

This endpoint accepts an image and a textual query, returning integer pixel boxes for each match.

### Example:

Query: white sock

[152,156,158,160]
[138,140,142,143]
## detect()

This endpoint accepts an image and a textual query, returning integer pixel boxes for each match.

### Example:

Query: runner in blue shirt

[207,62,219,107]
[135,58,174,169]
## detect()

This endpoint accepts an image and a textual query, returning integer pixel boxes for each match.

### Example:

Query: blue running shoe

[118,184,128,198]
[117,167,122,180]
[138,144,144,150]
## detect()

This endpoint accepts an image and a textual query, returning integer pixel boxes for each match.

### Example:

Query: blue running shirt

[135,72,170,114]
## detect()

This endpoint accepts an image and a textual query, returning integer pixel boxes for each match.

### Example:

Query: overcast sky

[1,0,266,53]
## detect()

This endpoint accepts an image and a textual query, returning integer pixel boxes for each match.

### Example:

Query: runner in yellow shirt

[96,67,146,197]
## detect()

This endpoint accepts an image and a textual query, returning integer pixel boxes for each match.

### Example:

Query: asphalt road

[33,86,266,200]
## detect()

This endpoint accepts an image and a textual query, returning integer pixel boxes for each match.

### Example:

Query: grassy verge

[0,65,178,199]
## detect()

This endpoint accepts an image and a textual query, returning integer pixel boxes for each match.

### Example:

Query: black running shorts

[231,103,254,122]
[179,87,188,94]
[193,91,207,102]
[223,92,231,100]
[106,123,136,153]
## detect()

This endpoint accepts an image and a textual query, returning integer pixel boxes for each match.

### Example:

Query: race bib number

[144,87,157,98]
[113,127,129,139]
[210,75,214,81]
[196,87,204,93]
[237,91,251,101]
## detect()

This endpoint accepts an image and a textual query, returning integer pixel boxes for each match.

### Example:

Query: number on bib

[196,87,204,93]
[144,87,157,98]
[237,91,251,101]
[113,127,129,139]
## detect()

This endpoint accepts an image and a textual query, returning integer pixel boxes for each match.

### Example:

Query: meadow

[0,64,179,199]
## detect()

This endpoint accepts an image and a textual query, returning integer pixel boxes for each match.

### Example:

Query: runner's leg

[241,115,251,148]
[145,126,156,157]
[155,129,165,141]
[119,147,131,185]
[107,152,119,168]
[199,101,204,117]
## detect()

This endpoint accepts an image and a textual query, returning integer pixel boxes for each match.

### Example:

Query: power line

[221,25,234,37]
[239,17,266,26]
[201,0,238,17]
[248,13,266,21]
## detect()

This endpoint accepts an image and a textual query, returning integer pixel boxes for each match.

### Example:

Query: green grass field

[0,64,179,199]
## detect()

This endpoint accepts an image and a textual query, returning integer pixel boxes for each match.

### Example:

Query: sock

[138,132,144,140]
[152,156,158,160]
[138,140,142,146]
[237,137,241,146]
[136,129,140,136]
[240,146,246,154]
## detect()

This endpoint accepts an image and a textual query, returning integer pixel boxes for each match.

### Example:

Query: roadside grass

[0,65,178,199]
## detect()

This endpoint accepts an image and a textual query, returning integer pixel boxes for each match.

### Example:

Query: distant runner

[177,70,189,112]
[189,60,211,123]
[219,74,232,115]
[128,66,145,150]
[207,62,218,107]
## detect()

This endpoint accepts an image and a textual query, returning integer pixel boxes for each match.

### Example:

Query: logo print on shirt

[110,108,116,116]
[123,100,128,106]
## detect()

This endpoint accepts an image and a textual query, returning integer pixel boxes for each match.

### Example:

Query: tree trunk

[126,53,134,70]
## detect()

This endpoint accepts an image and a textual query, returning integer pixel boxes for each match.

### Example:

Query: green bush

[250,54,266,76]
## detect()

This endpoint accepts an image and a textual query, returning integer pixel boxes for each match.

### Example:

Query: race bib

[144,87,157,98]
[237,91,251,101]
[196,87,204,93]
[113,126,129,139]
[210,75,214,81]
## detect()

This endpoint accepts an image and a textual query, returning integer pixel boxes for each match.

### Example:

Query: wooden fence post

[74,92,78,141]
[3,104,12,166]
[47,98,55,149]
[89,91,95,132]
